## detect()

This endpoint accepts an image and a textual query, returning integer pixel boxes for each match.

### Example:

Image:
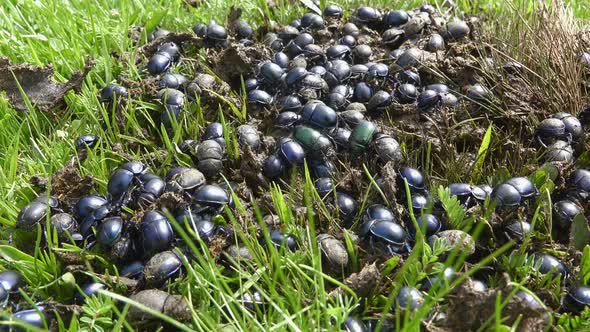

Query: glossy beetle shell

[16,201,48,231]
[144,250,182,287]
[562,286,590,313]
[140,210,174,257]
[397,286,424,311]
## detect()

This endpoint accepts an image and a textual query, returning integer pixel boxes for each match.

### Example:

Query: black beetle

[193,185,231,208]
[263,155,285,179]
[75,282,106,304]
[100,83,128,102]
[360,219,408,254]
[16,201,49,232]
[363,204,395,223]
[139,210,174,258]
[553,199,581,229]
[0,271,22,294]
[197,139,224,178]
[96,217,124,247]
[266,230,297,251]
[75,135,100,151]
[10,307,48,330]
[398,167,426,192]
[533,253,568,278]
[144,250,183,287]
[562,286,590,313]
[397,286,424,311]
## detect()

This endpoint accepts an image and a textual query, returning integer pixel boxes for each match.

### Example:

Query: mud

[0,57,94,113]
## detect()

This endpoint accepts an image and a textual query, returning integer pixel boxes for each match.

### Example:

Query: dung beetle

[398,167,426,192]
[160,73,189,90]
[562,286,590,313]
[128,289,191,322]
[120,261,145,279]
[202,122,225,149]
[239,290,265,311]
[236,20,253,40]
[546,140,574,163]
[384,10,409,27]
[80,205,112,237]
[411,194,430,213]
[367,63,389,81]
[426,34,445,51]
[353,82,373,103]
[100,83,128,103]
[0,271,22,294]
[395,84,419,104]
[272,52,289,69]
[449,183,474,205]
[339,110,364,127]
[491,183,522,208]
[503,220,531,242]
[263,155,285,179]
[315,177,334,197]
[326,45,352,61]
[417,90,442,112]
[341,316,365,332]
[330,128,352,148]
[49,213,78,241]
[10,307,48,330]
[193,185,231,209]
[353,45,373,63]
[363,204,395,223]
[309,159,336,178]
[277,138,306,166]
[16,201,49,232]
[148,51,173,75]
[278,95,303,113]
[121,161,147,176]
[260,62,285,86]
[96,217,124,247]
[355,6,382,25]
[165,167,206,195]
[373,134,402,164]
[247,89,274,107]
[553,199,581,229]
[443,20,470,40]
[205,21,228,46]
[552,112,583,141]
[300,13,324,30]
[293,126,334,159]
[197,139,224,178]
[193,23,208,37]
[533,253,568,278]
[421,267,455,291]
[286,67,309,87]
[276,112,302,129]
[133,173,165,209]
[360,219,409,254]
[324,60,351,87]
[237,125,260,151]
[323,4,344,18]
[301,103,338,129]
[504,177,537,199]
[535,118,568,146]
[266,230,297,251]
[75,282,106,304]
[75,135,100,151]
[326,92,348,111]
[397,286,424,311]
[336,192,357,223]
[144,250,183,287]
[349,121,377,154]
[148,28,170,42]
[140,210,174,258]
[317,234,349,270]
[569,169,590,198]
[107,168,135,202]
[515,291,545,310]
[407,214,442,239]
[367,90,392,112]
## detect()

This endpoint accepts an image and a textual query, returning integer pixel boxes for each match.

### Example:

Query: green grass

[1,0,590,331]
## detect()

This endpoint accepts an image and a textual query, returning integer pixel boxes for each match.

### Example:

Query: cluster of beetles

[4,2,590,331]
